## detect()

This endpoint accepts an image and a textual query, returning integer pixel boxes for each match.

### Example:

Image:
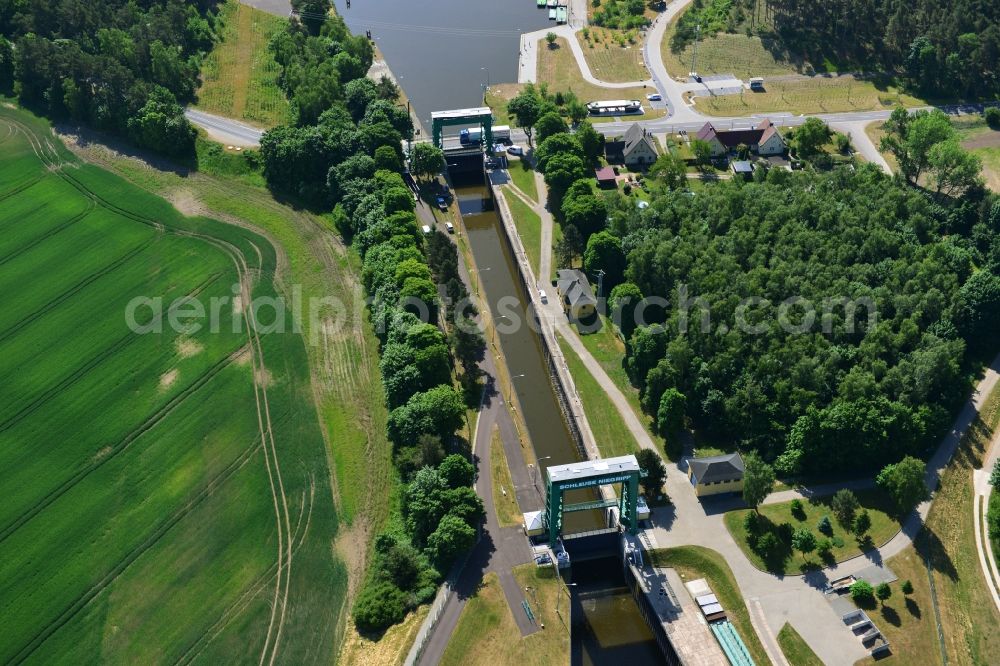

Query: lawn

[195,0,291,127]
[724,490,903,575]
[439,566,567,666]
[576,28,649,84]
[776,623,822,666]
[491,426,523,528]
[505,189,544,279]
[649,546,771,666]
[692,75,925,117]
[557,331,639,459]
[0,105,344,663]
[508,158,538,202]
[537,38,664,121]
[575,317,665,450]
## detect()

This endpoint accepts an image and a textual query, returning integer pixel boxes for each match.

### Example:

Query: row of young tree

[610,159,1000,476]
[672,0,1000,98]
[258,6,486,634]
[0,0,223,156]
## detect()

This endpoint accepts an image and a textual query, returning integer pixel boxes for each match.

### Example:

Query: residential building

[605,123,659,168]
[556,269,598,320]
[695,119,786,158]
[687,452,745,497]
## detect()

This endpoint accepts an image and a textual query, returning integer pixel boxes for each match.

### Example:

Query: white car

[539,289,548,303]
[421,224,432,235]
[507,145,524,156]
[446,222,455,234]
[646,93,662,101]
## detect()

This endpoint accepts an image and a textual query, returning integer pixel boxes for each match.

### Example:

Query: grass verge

[504,189,543,279]
[556,330,639,459]
[195,0,291,127]
[724,490,902,575]
[491,426,523,527]
[907,375,1000,664]
[537,39,663,121]
[508,158,539,201]
[650,546,772,666]
[776,622,823,666]
[692,75,924,117]
[439,566,567,666]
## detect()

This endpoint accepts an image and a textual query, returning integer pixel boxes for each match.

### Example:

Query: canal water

[455,180,660,664]
[332,0,549,128]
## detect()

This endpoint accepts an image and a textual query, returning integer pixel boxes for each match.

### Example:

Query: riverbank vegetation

[195,0,291,126]
[668,0,1000,99]
[260,8,487,636]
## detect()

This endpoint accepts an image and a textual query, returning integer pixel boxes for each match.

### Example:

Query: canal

[455,179,660,664]
[331,0,549,128]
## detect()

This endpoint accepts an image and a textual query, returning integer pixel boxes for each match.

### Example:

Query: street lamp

[555,581,577,618]
[530,455,552,498]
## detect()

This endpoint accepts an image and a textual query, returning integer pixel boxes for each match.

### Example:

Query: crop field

[196,0,291,127]
[0,106,344,663]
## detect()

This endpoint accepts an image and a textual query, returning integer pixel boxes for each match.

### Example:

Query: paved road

[238,0,291,17]
[184,108,264,147]
[973,400,1000,613]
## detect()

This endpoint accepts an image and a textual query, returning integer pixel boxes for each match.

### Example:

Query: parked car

[421,224,432,235]
[507,145,524,156]
[539,289,548,303]
[646,93,662,101]
[436,195,448,211]
[446,222,455,234]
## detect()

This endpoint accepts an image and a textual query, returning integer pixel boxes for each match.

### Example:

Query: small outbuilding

[687,452,744,497]
[731,160,754,179]
[595,166,617,189]
[556,268,598,320]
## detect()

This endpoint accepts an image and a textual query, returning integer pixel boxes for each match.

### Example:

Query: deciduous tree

[742,451,775,514]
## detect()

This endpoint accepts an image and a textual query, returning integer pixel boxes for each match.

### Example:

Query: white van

[446,222,455,234]
[421,224,432,235]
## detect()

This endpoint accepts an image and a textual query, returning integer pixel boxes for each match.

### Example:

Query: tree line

[672,0,1000,98]
[0,0,224,156]
[259,6,486,634]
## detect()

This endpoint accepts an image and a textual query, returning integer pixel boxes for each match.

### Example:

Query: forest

[0,0,223,155]
[672,0,1000,97]
[612,164,1000,475]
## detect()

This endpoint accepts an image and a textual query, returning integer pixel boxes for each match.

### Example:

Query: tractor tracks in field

[4,116,298,664]
[6,426,276,665]
[0,202,96,267]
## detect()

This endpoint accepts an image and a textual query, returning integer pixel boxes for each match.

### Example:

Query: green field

[196,0,291,127]
[0,106,344,662]
[776,623,822,666]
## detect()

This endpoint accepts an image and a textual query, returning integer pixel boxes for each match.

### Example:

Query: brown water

[332,0,549,128]
[456,181,661,665]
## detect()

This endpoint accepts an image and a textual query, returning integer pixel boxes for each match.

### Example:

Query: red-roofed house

[695,118,786,158]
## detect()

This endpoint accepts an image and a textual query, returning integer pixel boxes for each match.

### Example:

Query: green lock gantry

[544,455,642,545]
[430,107,494,150]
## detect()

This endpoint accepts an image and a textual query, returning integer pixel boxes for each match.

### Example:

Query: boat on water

[556,6,567,23]
[547,0,557,7]
[537,0,546,6]
[548,7,556,19]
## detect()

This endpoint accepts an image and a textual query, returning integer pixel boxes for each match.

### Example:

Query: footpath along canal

[454,177,661,665]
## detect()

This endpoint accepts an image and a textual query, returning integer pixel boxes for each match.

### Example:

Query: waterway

[331,0,549,128]
[570,558,663,666]
[455,178,661,664]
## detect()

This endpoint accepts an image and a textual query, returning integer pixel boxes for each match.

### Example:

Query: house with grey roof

[687,452,744,497]
[556,269,597,320]
[604,123,659,169]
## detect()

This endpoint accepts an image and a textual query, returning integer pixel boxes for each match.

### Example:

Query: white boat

[547,0,557,7]
[548,7,556,19]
